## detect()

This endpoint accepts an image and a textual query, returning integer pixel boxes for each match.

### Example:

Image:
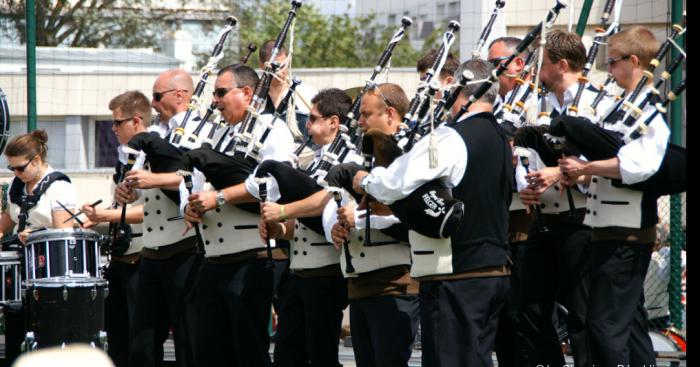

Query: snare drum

[24,228,104,280]
[649,329,686,352]
[22,276,108,350]
[0,251,21,304]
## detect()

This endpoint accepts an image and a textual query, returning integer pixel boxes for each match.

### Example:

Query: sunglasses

[112,116,136,127]
[213,86,242,98]
[7,155,36,173]
[152,89,177,102]
[308,113,327,123]
[488,56,510,66]
[607,55,631,66]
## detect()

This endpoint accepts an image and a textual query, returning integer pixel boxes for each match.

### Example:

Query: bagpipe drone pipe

[547,79,686,197]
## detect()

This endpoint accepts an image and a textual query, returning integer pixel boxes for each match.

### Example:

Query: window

[95,120,119,168]
[448,1,459,15]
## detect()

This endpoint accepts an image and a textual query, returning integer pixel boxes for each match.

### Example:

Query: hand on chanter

[259,219,285,244]
[331,222,350,250]
[115,182,138,205]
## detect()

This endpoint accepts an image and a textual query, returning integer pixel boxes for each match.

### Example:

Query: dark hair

[311,88,352,119]
[542,30,587,72]
[454,59,499,104]
[5,129,49,162]
[416,49,459,80]
[218,63,260,90]
[108,90,152,123]
[258,40,288,66]
[488,36,522,53]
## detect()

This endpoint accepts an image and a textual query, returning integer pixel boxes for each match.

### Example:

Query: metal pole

[25,0,37,132]
[668,0,685,330]
[575,0,594,36]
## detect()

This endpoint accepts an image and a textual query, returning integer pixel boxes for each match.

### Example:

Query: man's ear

[558,58,570,73]
[243,85,254,104]
[444,75,455,86]
[514,56,526,73]
[385,106,399,124]
[629,54,642,67]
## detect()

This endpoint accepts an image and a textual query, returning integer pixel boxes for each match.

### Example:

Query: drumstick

[56,200,84,226]
[62,199,103,223]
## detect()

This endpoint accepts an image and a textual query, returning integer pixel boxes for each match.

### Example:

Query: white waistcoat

[583,175,643,228]
[142,188,193,248]
[289,222,339,270]
[407,230,453,278]
[341,227,411,278]
[201,204,264,258]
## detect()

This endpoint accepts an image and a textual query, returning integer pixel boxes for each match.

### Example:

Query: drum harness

[1,172,71,250]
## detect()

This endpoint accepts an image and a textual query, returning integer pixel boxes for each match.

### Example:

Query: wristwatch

[215,191,225,208]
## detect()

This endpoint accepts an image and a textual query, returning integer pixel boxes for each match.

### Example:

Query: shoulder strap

[8,177,25,206]
[32,171,71,198]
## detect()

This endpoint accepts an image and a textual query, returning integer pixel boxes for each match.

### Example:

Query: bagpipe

[250,18,416,245]
[328,20,464,241]
[548,78,686,197]
[170,16,238,148]
[471,0,506,60]
[126,132,186,205]
[190,39,257,150]
[399,20,461,151]
[604,12,685,127]
[307,16,413,181]
[352,2,568,240]
[108,148,146,256]
[568,0,622,117]
[179,77,304,215]
[0,88,10,155]
[449,0,567,126]
[546,10,686,197]
[178,1,302,216]
[225,0,302,159]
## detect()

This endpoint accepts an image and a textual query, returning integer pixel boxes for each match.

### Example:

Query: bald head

[151,68,194,121]
[160,68,194,92]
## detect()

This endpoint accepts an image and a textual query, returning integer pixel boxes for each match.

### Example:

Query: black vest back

[447,112,512,273]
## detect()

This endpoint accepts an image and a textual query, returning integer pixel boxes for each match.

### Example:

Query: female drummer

[0,129,76,243]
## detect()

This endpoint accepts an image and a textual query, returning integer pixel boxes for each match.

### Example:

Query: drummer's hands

[260,202,283,224]
[81,203,102,223]
[124,170,158,190]
[18,229,31,245]
[188,191,217,214]
[115,182,137,205]
[352,171,369,195]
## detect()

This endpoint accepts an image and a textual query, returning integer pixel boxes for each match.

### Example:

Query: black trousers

[272,257,292,314]
[1,302,23,367]
[420,276,509,367]
[349,294,419,367]
[272,273,348,367]
[105,260,141,367]
[128,252,199,367]
[587,240,655,367]
[519,219,592,367]
[494,241,529,367]
[194,258,273,367]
